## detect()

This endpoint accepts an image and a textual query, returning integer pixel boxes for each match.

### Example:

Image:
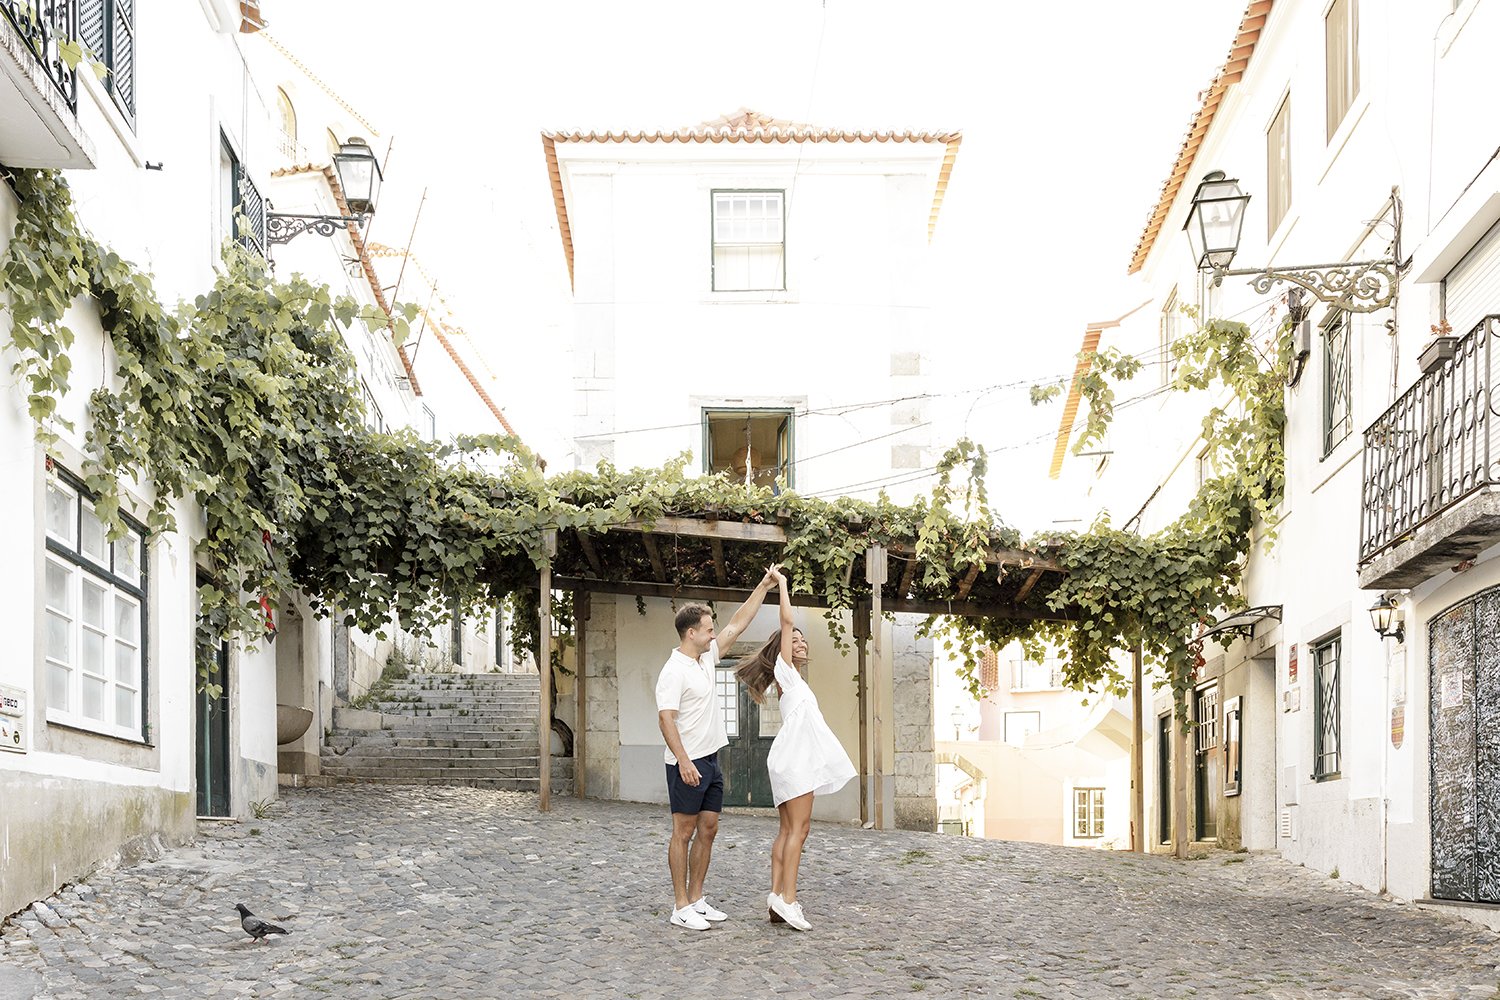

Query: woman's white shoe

[767,892,786,923]
[769,892,812,931]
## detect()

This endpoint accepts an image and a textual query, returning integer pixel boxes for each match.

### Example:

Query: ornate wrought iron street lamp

[1185,170,1400,313]
[1368,593,1405,644]
[267,138,383,246]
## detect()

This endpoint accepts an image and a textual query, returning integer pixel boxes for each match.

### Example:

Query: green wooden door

[717,666,776,807]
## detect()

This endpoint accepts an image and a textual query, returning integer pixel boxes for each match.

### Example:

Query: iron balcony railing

[1,0,78,112]
[1360,316,1500,562]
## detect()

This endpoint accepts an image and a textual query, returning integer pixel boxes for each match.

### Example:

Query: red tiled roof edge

[1127,0,1274,275]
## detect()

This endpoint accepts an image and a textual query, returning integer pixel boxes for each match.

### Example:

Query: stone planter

[276,704,314,745]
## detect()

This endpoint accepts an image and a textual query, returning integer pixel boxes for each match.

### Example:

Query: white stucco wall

[1065,0,1500,907]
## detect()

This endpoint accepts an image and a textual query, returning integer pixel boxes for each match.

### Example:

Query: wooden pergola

[531,515,1077,829]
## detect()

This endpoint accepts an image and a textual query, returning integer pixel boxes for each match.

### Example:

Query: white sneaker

[768,893,811,931]
[670,905,711,931]
[767,892,786,924]
[691,897,727,922]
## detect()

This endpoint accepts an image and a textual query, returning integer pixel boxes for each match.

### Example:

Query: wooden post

[1173,688,1190,859]
[866,544,888,831]
[574,590,590,800]
[854,603,870,827]
[538,529,557,812]
[1131,641,1145,853]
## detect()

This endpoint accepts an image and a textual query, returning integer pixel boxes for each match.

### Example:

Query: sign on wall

[0,684,26,754]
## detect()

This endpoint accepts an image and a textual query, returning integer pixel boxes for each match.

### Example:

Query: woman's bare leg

[780,793,814,904]
[771,802,791,897]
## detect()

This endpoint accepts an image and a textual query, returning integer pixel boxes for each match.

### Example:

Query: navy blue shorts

[666,753,724,815]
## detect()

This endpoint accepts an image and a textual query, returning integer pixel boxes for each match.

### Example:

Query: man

[656,565,778,930]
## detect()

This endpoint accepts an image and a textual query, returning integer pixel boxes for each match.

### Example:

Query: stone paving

[3,786,1500,999]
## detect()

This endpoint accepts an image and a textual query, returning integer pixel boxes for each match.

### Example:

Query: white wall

[559,140,945,501]
[1068,0,1500,900]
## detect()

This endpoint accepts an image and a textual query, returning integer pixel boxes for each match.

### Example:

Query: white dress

[766,656,857,806]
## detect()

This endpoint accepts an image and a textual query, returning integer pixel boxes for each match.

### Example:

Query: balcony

[1359,316,1500,589]
[0,0,93,168]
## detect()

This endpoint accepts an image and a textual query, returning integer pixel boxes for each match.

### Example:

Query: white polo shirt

[655,639,728,765]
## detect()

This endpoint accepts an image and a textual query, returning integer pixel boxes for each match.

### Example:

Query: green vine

[1,170,1287,723]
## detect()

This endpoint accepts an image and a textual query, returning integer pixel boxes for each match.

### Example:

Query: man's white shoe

[670,905,712,930]
[691,897,727,922]
[768,893,811,931]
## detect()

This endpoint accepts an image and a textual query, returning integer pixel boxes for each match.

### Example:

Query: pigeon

[235,903,289,943]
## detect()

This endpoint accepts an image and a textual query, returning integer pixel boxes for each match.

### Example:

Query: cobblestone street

[3,785,1499,999]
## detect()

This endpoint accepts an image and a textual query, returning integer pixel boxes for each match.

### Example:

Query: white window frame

[1003,710,1041,747]
[1074,787,1105,839]
[1324,0,1359,142]
[711,189,786,292]
[43,469,148,742]
[1159,288,1182,386]
[1267,94,1293,237]
[716,666,739,739]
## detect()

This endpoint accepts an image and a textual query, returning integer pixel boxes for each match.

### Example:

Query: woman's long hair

[735,628,800,704]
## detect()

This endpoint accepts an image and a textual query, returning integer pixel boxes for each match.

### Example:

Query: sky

[265,1,1248,530]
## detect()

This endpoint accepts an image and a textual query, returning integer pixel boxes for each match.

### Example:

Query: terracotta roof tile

[1128,1,1275,275]
[1048,302,1152,480]
[542,108,962,288]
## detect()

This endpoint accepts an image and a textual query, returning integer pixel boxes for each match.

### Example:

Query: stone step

[323,774,573,793]
[320,760,574,779]
[326,745,541,761]
[325,734,539,751]
[381,679,539,691]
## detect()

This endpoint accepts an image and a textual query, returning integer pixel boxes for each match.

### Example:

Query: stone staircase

[321,673,572,794]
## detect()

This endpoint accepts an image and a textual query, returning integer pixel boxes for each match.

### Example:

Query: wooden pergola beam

[1015,567,1046,603]
[552,576,1073,622]
[641,533,667,582]
[605,517,787,544]
[897,554,918,599]
[710,538,728,587]
[577,532,605,579]
[956,563,982,600]
[887,541,1062,574]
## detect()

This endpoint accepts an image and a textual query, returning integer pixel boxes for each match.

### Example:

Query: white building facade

[1064,0,1500,922]
[0,0,285,918]
[545,110,959,827]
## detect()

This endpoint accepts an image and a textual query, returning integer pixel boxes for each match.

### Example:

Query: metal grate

[1195,685,1220,753]
[1313,637,1342,778]
[0,0,78,111]
[1361,316,1500,562]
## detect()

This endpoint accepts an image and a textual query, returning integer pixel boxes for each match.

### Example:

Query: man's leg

[669,811,698,909]
[687,810,718,902]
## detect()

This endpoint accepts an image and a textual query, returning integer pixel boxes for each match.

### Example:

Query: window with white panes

[360,378,384,433]
[716,667,739,739]
[711,190,785,291]
[1074,787,1105,838]
[44,471,148,742]
[1325,0,1359,141]
[1159,289,1182,386]
[1267,95,1292,236]
[759,685,784,738]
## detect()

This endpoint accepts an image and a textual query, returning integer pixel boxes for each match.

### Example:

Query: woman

[734,567,857,931]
